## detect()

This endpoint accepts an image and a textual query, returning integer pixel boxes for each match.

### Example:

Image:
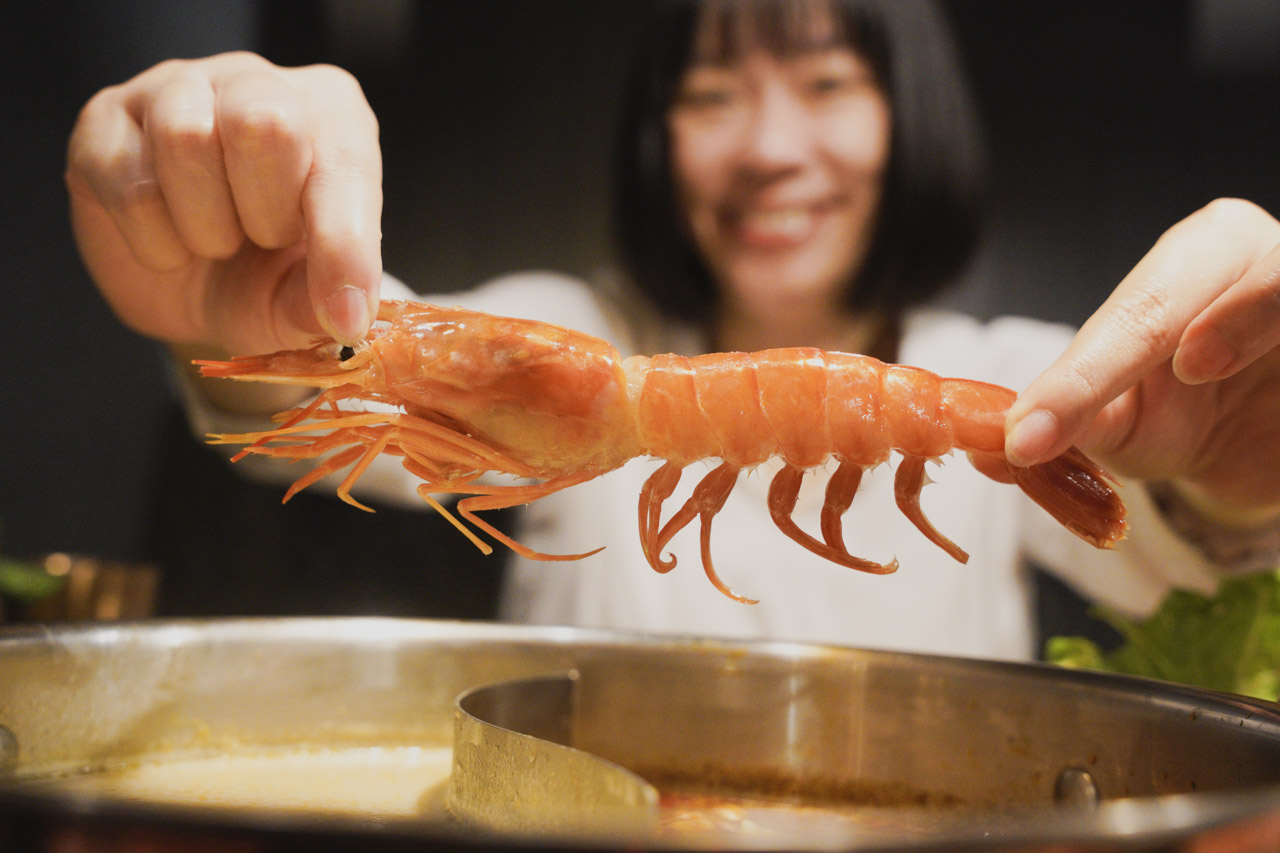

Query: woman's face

[668,43,891,322]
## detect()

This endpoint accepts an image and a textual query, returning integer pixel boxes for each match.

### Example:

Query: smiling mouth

[729,205,828,247]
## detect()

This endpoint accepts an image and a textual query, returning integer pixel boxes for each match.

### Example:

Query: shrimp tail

[1004,447,1128,547]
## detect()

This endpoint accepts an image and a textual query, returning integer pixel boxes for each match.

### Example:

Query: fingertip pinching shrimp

[196,300,1127,603]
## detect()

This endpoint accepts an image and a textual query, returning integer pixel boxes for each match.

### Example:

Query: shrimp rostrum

[197,300,1127,603]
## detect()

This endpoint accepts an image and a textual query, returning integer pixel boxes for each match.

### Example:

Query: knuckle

[301,63,380,131]
[67,88,122,174]
[159,53,266,81]
[304,153,383,223]
[239,202,303,249]
[216,50,272,70]
[144,57,191,81]
[246,222,302,253]
[1157,198,1262,247]
[64,134,96,188]
[305,63,363,96]
[1054,358,1110,416]
[202,230,248,261]
[75,85,119,128]
[1258,264,1280,312]
[112,175,167,219]
[1197,197,1266,234]
[142,245,192,275]
[149,106,216,162]
[1107,279,1182,354]
[1056,284,1183,421]
[221,96,304,156]
[311,150,374,183]
[1203,196,1260,219]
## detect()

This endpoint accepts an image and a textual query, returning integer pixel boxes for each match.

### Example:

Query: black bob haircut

[613,0,986,327]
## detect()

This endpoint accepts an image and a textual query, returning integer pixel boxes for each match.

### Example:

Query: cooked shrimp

[196,300,1127,603]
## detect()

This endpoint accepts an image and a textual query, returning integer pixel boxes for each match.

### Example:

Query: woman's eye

[680,87,735,108]
[675,68,741,111]
[810,74,850,95]
[794,50,875,99]
[806,68,874,99]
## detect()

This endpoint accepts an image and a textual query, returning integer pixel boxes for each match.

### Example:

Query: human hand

[66,52,382,362]
[1006,198,1280,526]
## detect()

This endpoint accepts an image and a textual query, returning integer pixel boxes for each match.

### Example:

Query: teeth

[741,208,812,239]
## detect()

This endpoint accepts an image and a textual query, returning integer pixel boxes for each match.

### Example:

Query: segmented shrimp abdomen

[824,353,892,466]
[636,349,973,469]
[638,349,840,469]
[754,348,831,468]
[940,378,1017,454]
[880,365,952,458]
[689,352,778,466]
[636,354,724,466]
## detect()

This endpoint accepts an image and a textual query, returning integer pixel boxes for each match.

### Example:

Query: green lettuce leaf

[0,558,66,603]
[1045,571,1280,702]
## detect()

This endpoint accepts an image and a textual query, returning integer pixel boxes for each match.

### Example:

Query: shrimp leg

[767,462,897,574]
[639,462,754,603]
[449,473,605,561]
[822,462,901,571]
[894,455,969,563]
[639,461,684,572]
[690,463,753,603]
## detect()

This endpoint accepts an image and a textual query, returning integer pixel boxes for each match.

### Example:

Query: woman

[67,2,1280,658]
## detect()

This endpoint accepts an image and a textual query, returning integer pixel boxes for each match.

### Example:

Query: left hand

[1005,198,1280,526]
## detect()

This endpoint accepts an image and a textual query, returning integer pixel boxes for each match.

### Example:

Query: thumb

[304,180,382,344]
[300,96,383,345]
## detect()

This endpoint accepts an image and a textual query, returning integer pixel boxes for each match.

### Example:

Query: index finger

[1005,199,1280,467]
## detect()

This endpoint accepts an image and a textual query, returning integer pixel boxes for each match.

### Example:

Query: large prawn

[196,300,1127,603]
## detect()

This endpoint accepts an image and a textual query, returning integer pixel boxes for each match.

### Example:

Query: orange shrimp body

[197,300,1126,603]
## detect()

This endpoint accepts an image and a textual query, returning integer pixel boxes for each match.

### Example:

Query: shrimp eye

[339,346,355,362]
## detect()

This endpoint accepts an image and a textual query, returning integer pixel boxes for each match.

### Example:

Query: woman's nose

[737,83,813,171]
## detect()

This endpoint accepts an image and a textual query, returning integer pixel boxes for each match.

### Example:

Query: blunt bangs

[688,0,858,64]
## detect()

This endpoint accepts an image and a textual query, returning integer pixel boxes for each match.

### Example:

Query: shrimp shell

[196,300,1127,603]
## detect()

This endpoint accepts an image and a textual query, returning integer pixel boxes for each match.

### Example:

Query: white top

[183,272,1224,661]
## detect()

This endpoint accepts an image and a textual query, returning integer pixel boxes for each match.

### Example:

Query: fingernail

[1006,409,1059,467]
[1173,329,1236,385]
[323,286,371,344]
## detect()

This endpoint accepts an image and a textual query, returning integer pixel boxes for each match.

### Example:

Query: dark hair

[613,0,986,326]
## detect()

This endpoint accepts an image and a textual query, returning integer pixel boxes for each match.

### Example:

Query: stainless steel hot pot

[0,617,1278,851]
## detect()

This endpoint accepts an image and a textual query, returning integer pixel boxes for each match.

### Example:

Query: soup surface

[22,744,979,844]
[29,745,455,819]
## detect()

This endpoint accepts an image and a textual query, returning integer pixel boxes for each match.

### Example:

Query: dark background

[3,1,1278,624]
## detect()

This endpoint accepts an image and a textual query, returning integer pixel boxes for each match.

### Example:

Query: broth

[24,745,454,820]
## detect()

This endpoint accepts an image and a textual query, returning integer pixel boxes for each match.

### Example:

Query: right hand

[66,52,382,364]
[1006,199,1280,528]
